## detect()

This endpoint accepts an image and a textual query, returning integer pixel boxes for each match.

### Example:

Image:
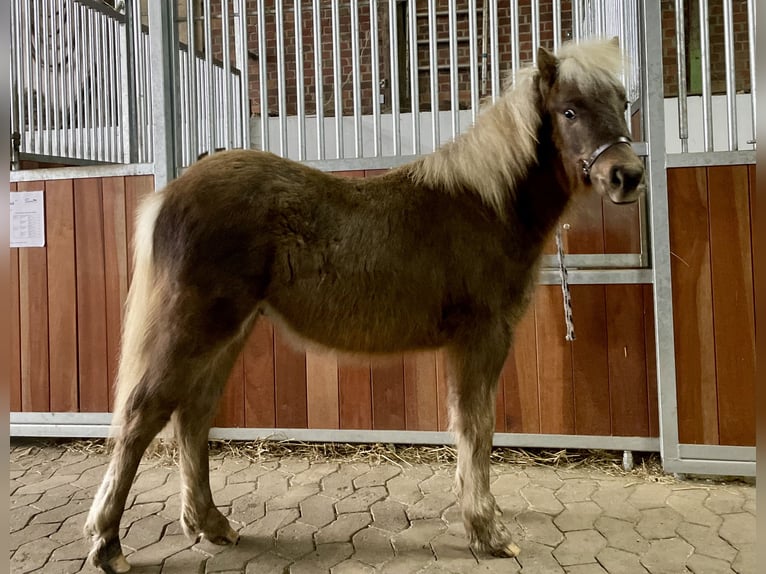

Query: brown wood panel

[372,358,406,430]
[74,178,110,412]
[101,177,129,411]
[570,285,612,436]
[124,175,154,280]
[45,180,78,412]
[535,286,575,434]
[274,330,308,428]
[602,198,641,253]
[17,180,50,412]
[605,284,649,436]
[565,192,604,253]
[435,350,450,431]
[306,351,340,429]
[215,355,246,428]
[11,247,21,412]
[503,307,540,434]
[643,284,660,437]
[339,362,372,429]
[668,167,719,444]
[403,352,439,431]
[244,319,276,428]
[707,165,755,446]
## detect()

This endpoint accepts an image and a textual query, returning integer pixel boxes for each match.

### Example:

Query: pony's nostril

[610,166,643,190]
[610,166,623,187]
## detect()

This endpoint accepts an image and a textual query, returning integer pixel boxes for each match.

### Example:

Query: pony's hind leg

[446,321,520,558]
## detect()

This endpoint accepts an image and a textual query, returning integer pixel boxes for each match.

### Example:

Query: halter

[580,136,632,179]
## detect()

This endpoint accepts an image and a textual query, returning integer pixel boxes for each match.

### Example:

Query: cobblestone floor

[10,440,755,573]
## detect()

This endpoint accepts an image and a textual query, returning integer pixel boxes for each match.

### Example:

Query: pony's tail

[110,191,166,435]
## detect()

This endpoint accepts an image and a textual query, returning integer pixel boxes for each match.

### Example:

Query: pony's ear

[537,46,558,93]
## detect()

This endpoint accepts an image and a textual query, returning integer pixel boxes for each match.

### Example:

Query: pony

[85,38,645,572]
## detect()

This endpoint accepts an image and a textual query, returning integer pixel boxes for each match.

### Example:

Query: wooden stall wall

[668,165,755,447]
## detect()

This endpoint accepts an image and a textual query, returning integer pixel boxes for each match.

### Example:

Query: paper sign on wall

[10,191,46,248]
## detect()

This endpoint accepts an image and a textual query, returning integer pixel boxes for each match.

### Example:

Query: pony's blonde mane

[408,39,625,216]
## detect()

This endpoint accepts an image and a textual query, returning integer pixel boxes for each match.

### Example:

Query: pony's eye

[563,109,577,120]
[624,101,629,111]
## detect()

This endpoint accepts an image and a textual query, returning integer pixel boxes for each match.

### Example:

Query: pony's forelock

[556,38,628,94]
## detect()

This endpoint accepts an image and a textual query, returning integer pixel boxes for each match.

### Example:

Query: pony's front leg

[446,324,520,558]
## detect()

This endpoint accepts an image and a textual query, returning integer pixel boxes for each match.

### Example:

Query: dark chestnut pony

[85,39,645,572]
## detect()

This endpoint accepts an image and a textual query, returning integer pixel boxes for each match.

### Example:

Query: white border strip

[10,163,155,182]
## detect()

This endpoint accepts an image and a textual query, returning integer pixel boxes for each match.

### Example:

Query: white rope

[555,224,576,341]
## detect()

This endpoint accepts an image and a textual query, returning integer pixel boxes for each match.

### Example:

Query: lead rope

[555,224,576,341]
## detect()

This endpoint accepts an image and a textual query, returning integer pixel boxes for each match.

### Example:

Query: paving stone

[288,542,354,574]
[667,490,721,527]
[320,470,357,501]
[213,481,258,506]
[134,475,181,504]
[516,540,566,574]
[315,512,372,544]
[628,484,671,510]
[122,514,172,551]
[406,491,456,520]
[160,548,206,573]
[291,462,339,486]
[28,493,73,514]
[554,501,603,532]
[428,532,477,571]
[10,493,41,510]
[244,551,290,574]
[277,458,312,476]
[556,480,598,503]
[49,512,88,544]
[353,465,401,488]
[31,498,92,525]
[385,474,425,506]
[131,467,172,494]
[266,483,319,510]
[204,535,276,572]
[11,537,60,573]
[352,525,396,567]
[718,513,755,548]
[335,486,388,514]
[9,521,59,552]
[332,558,377,574]
[274,521,316,559]
[591,483,641,523]
[391,518,447,554]
[553,530,607,566]
[596,547,650,574]
[50,537,93,561]
[10,505,39,533]
[125,534,195,569]
[676,521,737,562]
[33,559,85,574]
[731,544,755,574]
[594,516,648,554]
[565,564,609,574]
[229,494,266,526]
[15,474,80,496]
[442,504,464,537]
[370,499,410,533]
[704,490,745,515]
[227,463,277,485]
[636,507,683,539]
[494,492,528,517]
[640,538,694,574]
[298,494,337,528]
[240,508,299,543]
[379,550,435,574]
[687,553,736,574]
[741,496,755,516]
[255,470,290,499]
[418,472,454,494]
[159,493,183,522]
[491,472,530,492]
[525,467,564,490]
[516,510,565,546]
[122,502,165,528]
[520,486,565,515]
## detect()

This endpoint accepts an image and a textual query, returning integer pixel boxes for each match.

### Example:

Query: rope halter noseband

[580,136,633,179]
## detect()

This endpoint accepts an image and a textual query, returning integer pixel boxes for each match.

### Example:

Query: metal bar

[388,0,401,155]
[257,0,269,152]
[10,163,156,182]
[663,458,755,477]
[722,0,737,150]
[186,0,198,161]
[640,0,681,473]
[312,0,325,159]
[510,0,519,80]
[370,0,381,156]
[50,0,62,157]
[350,0,362,156]
[407,0,420,154]
[553,0,561,52]
[468,0,479,123]
[32,0,42,154]
[95,11,105,162]
[84,7,92,159]
[747,0,755,146]
[222,0,234,150]
[9,0,18,145]
[448,0,459,139]
[666,150,756,167]
[275,0,287,156]
[331,0,343,158]
[236,0,250,150]
[130,0,146,162]
[678,444,755,462]
[538,269,653,285]
[73,3,82,157]
[203,0,216,156]
[572,0,581,41]
[489,0,499,100]
[698,0,713,151]
[427,0,439,149]
[42,0,53,155]
[539,254,643,269]
[179,50,187,166]
[531,0,539,66]
[295,0,306,159]
[107,17,117,161]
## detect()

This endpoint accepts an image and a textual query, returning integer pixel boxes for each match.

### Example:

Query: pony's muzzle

[602,163,645,204]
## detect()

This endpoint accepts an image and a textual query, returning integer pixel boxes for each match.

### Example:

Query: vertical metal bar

[186,0,198,161]
[179,49,187,166]
[23,0,34,153]
[370,0,381,156]
[531,0,539,66]
[73,4,82,156]
[572,0,581,41]
[407,0,419,154]
[235,0,251,150]
[49,0,61,157]
[510,0,519,81]
[10,0,18,146]
[42,0,52,155]
[427,0,439,149]
[295,0,306,160]
[350,0,362,157]
[640,0,680,471]
[95,13,105,162]
[275,0,287,156]
[331,0,343,157]
[388,0,400,155]
[722,0,737,150]
[747,0,755,146]
[257,0,269,152]
[130,0,146,162]
[222,0,234,150]
[33,0,43,154]
[468,0,479,123]
[312,0,325,159]
[699,0,713,151]
[110,18,119,161]
[447,0,458,139]
[84,7,92,159]
[674,0,688,152]
[553,0,561,52]
[489,0,499,99]
[149,0,179,188]
[203,0,216,155]
[14,0,26,153]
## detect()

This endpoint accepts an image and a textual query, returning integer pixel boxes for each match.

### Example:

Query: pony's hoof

[493,542,521,558]
[88,537,130,574]
[101,554,131,574]
[203,525,240,546]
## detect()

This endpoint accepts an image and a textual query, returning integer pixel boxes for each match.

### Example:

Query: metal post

[674,0,688,152]
[148,0,179,189]
[640,0,680,470]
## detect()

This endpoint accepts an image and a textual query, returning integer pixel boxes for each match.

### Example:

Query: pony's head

[537,39,646,204]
